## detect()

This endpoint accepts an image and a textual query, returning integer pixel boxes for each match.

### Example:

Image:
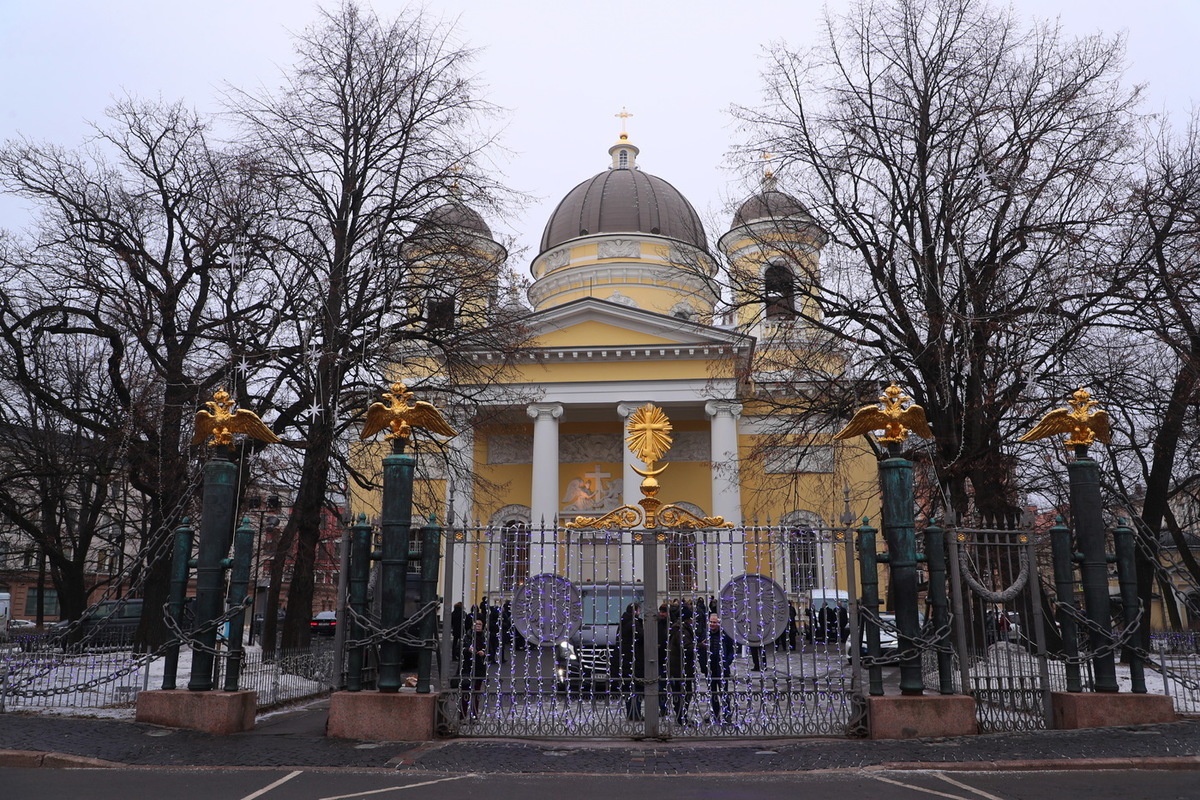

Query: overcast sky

[1,0,1196,270]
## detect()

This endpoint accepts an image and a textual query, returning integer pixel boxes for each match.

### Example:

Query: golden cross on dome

[615,106,633,135]
[761,150,776,180]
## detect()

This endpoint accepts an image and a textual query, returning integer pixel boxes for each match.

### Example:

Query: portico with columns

[355,129,878,605]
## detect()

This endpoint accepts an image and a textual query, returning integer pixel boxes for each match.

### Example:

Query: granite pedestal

[135,689,257,735]
[868,694,978,740]
[326,691,439,741]
[1051,691,1176,729]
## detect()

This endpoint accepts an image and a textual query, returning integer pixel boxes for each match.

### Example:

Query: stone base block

[1051,691,1176,729]
[135,689,256,735]
[327,691,438,741]
[868,694,978,740]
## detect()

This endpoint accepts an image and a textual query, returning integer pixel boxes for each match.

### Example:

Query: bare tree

[228,3,524,650]
[0,330,129,624]
[733,0,1141,517]
[1078,111,1200,633]
[0,100,275,645]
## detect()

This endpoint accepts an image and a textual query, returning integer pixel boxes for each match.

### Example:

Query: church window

[427,296,455,330]
[666,531,697,592]
[618,149,629,168]
[763,262,797,320]
[787,527,819,591]
[500,521,530,591]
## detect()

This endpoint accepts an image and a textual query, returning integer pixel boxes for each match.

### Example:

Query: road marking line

[933,773,1009,800]
[240,770,302,800]
[871,774,972,799]
[318,773,475,800]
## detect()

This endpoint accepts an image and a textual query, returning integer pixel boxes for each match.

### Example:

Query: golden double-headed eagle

[1019,388,1111,447]
[192,389,280,447]
[360,382,457,442]
[834,383,934,444]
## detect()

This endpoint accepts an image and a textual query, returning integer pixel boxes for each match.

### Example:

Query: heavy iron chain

[342,601,439,650]
[857,606,955,667]
[957,546,1030,604]
[160,598,253,656]
[1,600,253,700]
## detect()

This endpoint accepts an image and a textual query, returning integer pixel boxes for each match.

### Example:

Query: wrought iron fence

[1151,632,1200,715]
[438,521,857,738]
[0,643,152,712]
[0,640,335,714]
[239,644,337,708]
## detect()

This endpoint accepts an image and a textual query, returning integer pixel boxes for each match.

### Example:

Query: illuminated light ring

[511,573,583,645]
[717,573,789,647]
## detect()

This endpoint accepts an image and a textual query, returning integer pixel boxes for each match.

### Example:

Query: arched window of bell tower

[764,262,797,320]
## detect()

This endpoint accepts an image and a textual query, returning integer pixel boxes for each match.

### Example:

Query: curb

[871,756,1200,772]
[5,747,1200,773]
[0,750,122,769]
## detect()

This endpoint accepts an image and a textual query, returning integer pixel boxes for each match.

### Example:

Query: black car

[50,599,144,648]
[310,610,338,636]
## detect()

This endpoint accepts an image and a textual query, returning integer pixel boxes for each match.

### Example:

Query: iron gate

[438,522,857,738]
[945,526,1057,732]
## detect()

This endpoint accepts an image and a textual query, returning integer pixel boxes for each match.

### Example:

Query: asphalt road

[2,768,1198,800]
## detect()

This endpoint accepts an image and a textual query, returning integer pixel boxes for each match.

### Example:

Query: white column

[617,403,647,583]
[706,400,744,586]
[444,418,475,528]
[527,402,563,575]
[616,403,646,509]
[444,419,474,604]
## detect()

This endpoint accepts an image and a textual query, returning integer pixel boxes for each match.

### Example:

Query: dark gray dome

[733,189,812,227]
[540,168,707,253]
[418,202,493,238]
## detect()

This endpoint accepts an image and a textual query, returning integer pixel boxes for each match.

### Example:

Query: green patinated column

[346,514,373,692]
[223,517,254,691]
[1049,516,1084,693]
[880,442,924,695]
[188,446,238,691]
[162,518,195,690]
[417,514,442,694]
[1067,447,1118,692]
[857,519,884,697]
[923,521,954,695]
[1112,518,1146,693]
[378,438,416,693]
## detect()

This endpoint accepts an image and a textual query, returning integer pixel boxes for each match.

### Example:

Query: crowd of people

[451,594,853,725]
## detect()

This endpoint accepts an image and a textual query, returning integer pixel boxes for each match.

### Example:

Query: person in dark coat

[655,603,670,717]
[699,612,737,725]
[667,604,697,725]
[451,602,464,661]
[459,618,489,720]
[616,603,644,720]
[822,604,839,644]
[787,601,799,651]
[500,600,513,664]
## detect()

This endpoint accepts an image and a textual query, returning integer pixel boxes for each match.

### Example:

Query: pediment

[525,298,752,351]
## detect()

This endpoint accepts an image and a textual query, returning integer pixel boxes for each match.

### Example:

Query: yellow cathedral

[357,130,880,606]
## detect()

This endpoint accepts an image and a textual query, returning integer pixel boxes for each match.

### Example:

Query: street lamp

[245,493,281,645]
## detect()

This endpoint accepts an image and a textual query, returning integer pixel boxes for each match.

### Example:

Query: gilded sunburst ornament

[625,403,673,466]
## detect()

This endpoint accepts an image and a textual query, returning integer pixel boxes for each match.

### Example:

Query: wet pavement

[1,698,1198,773]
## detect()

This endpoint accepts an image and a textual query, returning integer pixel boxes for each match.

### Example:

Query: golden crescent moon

[632,463,670,478]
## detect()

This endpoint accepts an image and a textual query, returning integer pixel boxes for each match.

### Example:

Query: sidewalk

[1,700,1198,773]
